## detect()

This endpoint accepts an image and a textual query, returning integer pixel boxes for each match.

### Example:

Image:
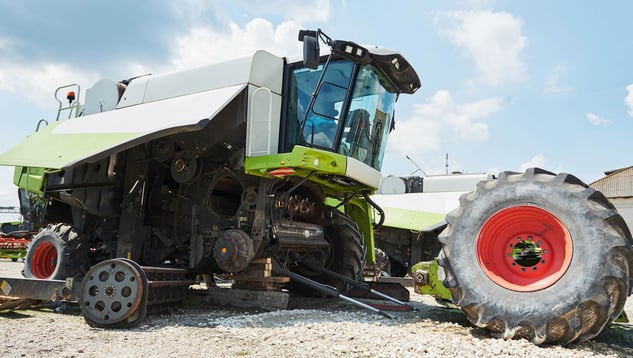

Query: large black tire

[294,209,366,294]
[24,223,90,280]
[438,168,633,345]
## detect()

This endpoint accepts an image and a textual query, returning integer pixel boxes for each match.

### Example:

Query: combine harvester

[0,29,630,345]
[371,173,489,277]
[0,208,30,262]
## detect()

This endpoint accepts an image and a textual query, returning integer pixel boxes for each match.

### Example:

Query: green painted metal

[245,145,375,194]
[412,260,452,302]
[0,247,26,261]
[0,234,28,261]
[0,121,137,170]
[13,166,47,194]
[245,145,347,177]
[511,237,543,267]
[344,198,375,264]
[381,206,446,231]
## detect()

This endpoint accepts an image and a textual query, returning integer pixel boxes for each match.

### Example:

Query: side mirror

[302,35,320,69]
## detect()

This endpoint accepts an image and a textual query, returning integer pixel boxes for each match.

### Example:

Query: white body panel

[116,50,284,156]
[372,191,467,217]
[246,85,282,157]
[0,84,247,169]
[118,50,283,108]
[346,157,382,188]
[56,85,246,135]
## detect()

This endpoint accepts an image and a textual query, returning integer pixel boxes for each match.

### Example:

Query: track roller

[79,259,149,328]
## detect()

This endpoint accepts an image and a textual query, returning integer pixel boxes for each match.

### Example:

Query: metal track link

[79,259,194,328]
[143,266,194,314]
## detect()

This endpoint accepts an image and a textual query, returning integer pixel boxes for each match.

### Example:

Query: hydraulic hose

[363,192,385,230]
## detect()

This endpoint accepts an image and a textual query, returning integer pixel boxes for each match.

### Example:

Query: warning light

[66,91,76,104]
[269,167,296,177]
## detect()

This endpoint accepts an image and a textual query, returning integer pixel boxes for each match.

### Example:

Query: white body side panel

[346,157,382,189]
[118,50,284,108]
[56,85,246,135]
[0,85,247,169]
[371,191,467,217]
[246,85,282,156]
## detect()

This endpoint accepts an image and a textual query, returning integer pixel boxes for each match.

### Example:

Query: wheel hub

[477,205,573,292]
[31,242,58,279]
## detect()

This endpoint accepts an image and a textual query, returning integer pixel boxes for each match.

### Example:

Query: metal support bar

[301,257,411,308]
[0,277,77,302]
[281,269,393,319]
[320,267,409,306]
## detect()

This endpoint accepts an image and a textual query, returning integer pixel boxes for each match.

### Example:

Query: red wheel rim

[31,241,58,279]
[477,206,572,292]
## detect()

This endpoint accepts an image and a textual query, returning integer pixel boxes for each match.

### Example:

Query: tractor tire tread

[438,168,633,345]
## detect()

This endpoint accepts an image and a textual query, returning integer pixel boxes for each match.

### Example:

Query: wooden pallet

[207,258,291,310]
[206,286,289,311]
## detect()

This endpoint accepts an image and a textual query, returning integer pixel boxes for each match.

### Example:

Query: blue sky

[1,0,632,209]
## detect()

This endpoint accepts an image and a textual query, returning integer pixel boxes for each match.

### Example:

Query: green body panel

[0,248,26,260]
[13,166,47,194]
[381,206,445,231]
[245,145,347,177]
[344,198,375,264]
[412,260,452,302]
[245,145,373,193]
[616,311,629,323]
[0,121,138,170]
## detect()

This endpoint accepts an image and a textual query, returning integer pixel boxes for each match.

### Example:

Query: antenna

[406,155,428,177]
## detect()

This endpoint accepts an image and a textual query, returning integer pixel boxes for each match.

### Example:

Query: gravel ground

[1,259,632,358]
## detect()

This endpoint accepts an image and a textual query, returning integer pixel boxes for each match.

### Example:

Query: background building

[590,166,633,232]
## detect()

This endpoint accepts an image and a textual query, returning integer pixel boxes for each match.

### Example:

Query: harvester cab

[285,29,419,172]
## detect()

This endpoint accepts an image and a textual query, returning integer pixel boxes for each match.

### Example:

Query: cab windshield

[286,60,397,171]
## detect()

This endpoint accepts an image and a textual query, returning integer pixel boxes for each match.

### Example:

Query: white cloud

[167,18,303,71]
[586,112,611,126]
[519,154,545,172]
[431,90,502,141]
[388,103,443,157]
[438,10,527,86]
[282,0,330,23]
[0,167,18,208]
[0,61,99,110]
[172,0,330,25]
[0,7,326,110]
[0,36,10,50]
[467,0,496,7]
[387,90,502,160]
[544,66,572,94]
[626,84,633,117]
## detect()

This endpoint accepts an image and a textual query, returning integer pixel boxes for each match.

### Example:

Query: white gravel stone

[1,259,632,357]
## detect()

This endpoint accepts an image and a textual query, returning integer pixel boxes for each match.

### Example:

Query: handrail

[54,83,81,121]
[35,119,48,132]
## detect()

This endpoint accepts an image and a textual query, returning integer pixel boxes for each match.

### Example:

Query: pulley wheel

[79,259,148,328]
[170,156,200,183]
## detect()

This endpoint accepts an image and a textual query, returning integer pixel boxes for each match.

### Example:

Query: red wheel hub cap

[31,241,58,279]
[477,206,572,292]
